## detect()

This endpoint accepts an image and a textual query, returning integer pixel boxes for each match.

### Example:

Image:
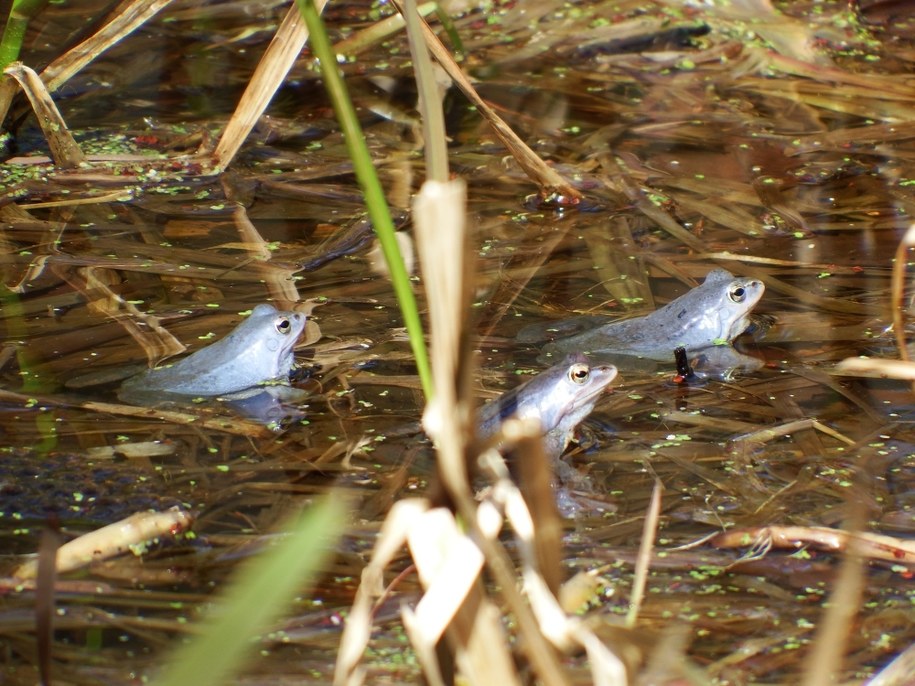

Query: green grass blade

[0,284,57,452]
[296,0,433,402]
[432,3,464,57]
[153,495,347,686]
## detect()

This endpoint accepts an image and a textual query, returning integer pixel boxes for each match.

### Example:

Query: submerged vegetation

[1,0,915,684]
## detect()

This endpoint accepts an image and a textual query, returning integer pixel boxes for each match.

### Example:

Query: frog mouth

[563,368,616,414]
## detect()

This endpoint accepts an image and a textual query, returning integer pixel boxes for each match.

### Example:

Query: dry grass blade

[788,366,887,425]
[40,0,173,94]
[660,410,757,434]
[406,507,486,645]
[626,479,662,628]
[400,609,447,686]
[222,175,272,262]
[835,356,915,380]
[891,224,915,392]
[477,222,573,338]
[211,3,326,171]
[487,438,627,685]
[414,180,528,685]
[741,79,915,122]
[220,175,303,303]
[732,418,856,447]
[466,508,570,685]
[583,218,655,306]
[0,0,174,124]
[0,387,277,438]
[3,62,84,168]
[17,189,134,209]
[800,496,867,686]
[711,525,915,565]
[57,266,185,363]
[764,50,915,100]
[598,153,705,251]
[790,120,915,154]
[392,1,580,200]
[334,499,437,686]
[332,2,436,57]
[509,419,563,596]
[400,0,448,182]
[406,506,520,686]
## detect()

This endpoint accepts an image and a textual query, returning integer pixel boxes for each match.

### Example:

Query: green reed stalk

[0,0,49,69]
[296,0,433,401]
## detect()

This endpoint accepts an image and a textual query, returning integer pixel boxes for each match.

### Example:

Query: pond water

[2,1,915,683]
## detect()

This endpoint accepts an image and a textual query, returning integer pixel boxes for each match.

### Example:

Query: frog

[119,303,306,400]
[477,353,617,460]
[536,269,764,363]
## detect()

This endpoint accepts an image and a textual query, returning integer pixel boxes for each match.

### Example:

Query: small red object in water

[545,192,581,207]
[133,135,161,148]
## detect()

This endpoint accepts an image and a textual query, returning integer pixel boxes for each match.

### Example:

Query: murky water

[2,1,915,683]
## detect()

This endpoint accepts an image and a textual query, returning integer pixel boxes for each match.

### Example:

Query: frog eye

[274,316,294,335]
[728,286,747,303]
[568,362,591,384]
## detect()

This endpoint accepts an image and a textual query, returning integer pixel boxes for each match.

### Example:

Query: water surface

[1,1,914,683]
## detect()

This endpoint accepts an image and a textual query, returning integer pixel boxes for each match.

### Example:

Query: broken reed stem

[15,507,193,579]
[414,179,570,685]
[414,178,474,500]
[399,0,448,182]
[3,62,85,167]
[835,356,915,380]
[458,500,570,686]
[0,0,47,123]
[511,421,564,597]
[413,179,520,685]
